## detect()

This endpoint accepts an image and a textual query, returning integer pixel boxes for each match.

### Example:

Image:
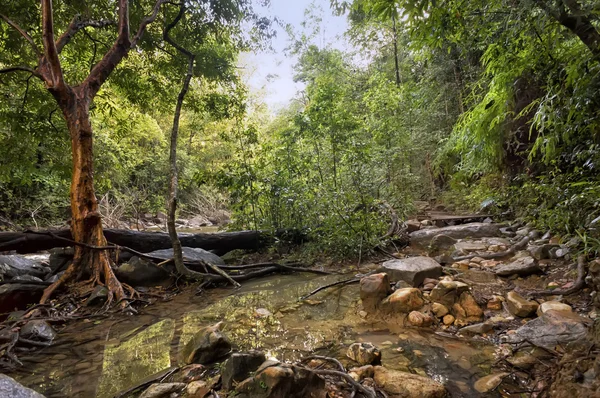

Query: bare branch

[56,16,115,53]
[131,0,169,48]
[0,65,41,79]
[0,13,42,58]
[41,0,65,88]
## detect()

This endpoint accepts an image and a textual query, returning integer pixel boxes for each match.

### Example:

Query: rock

[188,215,213,227]
[409,223,501,248]
[454,241,488,252]
[378,257,442,286]
[429,234,458,251]
[381,288,425,313]
[115,256,171,287]
[487,295,504,310]
[139,383,186,398]
[554,247,570,258]
[255,308,272,318]
[474,372,509,393]
[222,351,267,390]
[393,280,412,290]
[348,365,374,381]
[0,283,45,313]
[431,302,449,317]
[147,247,225,267]
[494,256,541,277]
[12,275,44,282]
[460,322,493,335]
[180,322,232,365]
[506,291,538,317]
[407,311,434,327]
[360,273,391,312]
[500,227,516,237]
[48,248,73,273]
[175,364,206,382]
[506,348,551,370]
[85,285,108,306]
[536,301,572,316]
[0,374,46,398]
[373,366,446,398]
[186,380,210,398]
[455,269,501,285]
[456,292,483,321]
[20,320,56,343]
[469,257,485,264]
[528,244,560,260]
[406,220,421,232]
[429,280,469,306]
[346,342,381,365]
[504,310,590,350]
[235,362,326,398]
[442,314,455,325]
[0,255,46,279]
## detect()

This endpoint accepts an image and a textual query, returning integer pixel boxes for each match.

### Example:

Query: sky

[240,0,351,112]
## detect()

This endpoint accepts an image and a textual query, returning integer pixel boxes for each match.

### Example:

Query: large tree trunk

[40,93,124,304]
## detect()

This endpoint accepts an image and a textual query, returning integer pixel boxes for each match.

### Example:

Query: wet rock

[431,302,449,317]
[0,283,45,313]
[381,288,425,313]
[186,380,210,398]
[393,280,412,290]
[0,374,46,398]
[506,291,538,317]
[175,364,206,382]
[348,365,374,381]
[20,320,56,343]
[494,256,541,277]
[12,275,44,282]
[48,248,74,273]
[115,256,171,287]
[235,362,326,398]
[536,301,572,316]
[474,372,508,393]
[346,342,381,365]
[378,257,442,286]
[429,280,469,307]
[139,382,186,398]
[222,351,267,390]
[373,366,446,398]
[180,322,231,365]
[407,311,434,327]
[529,244,560,260]
[0,255,46,279]
[504,310,590,350]
[453,292,483,322]
[360,273,391,312]
[409,223,501,248]
[487,295,504,310]
[443,314,455,325]
[147,247,225,267]
[507,348,551,370]
[85,285,108,306]
[460,322,493,335]
[255,308,272,318]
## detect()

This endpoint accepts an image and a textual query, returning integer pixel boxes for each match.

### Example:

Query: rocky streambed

[1,221,599,397]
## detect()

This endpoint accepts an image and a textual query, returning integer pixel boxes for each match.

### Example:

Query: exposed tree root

[524,255,588,298]
[299,366,377,398]
[453,236,530,262]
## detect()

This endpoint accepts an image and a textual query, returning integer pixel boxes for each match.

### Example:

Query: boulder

[494,256,541,277]
[536,301,572,316]
[409,223,501,248]
[504,310,590,350]
[381,288,425,313]
[429,280,469,307]
[148,247,225,267]
[378,257,442,286]
[407,311,434,327]
[0,374,46,398]
[188,216,213,228]
[431,302,449,317]
[456,292,483,321]
[0,255,46,279]
[139,383,186,398]
[373,366,446,398]
[453,241,488,253]
[222,351,267,390]
[115,256,171,287]
[0,283,45,313]
[506,291,538,317]
[359,273,391,312]
[20,320,56,343]
[179,322,232,365]
[346,342,381,365]
[235,362,326,398]
[474,372,509,393]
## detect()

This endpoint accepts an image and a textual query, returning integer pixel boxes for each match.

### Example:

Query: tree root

[452,236,530,262]
[299,366,376,398]
[300,275,365,300]
[523,255,588,298]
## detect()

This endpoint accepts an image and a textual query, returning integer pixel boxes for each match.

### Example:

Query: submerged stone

[235,362,326,398]
[222,351,267,390]
[20,320,56,343]
[346,342,381,365]
[180,322,231,365]
[373,366,446,398]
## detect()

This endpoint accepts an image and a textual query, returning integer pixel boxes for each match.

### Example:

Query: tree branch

[56,16,115,53]
[41,0,65,88]
[0,13,42,58]
[0,66,40,78]
[131,0,169,48]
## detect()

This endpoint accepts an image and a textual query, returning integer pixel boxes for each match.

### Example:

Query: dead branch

[301,276,362,300]
[56,16,115,52]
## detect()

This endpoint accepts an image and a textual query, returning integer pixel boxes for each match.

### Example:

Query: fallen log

[0,229,271,256]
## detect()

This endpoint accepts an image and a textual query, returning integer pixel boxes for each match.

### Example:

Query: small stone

[429,280,469,307]
[346,342,381,365]
[460,322,493,335]
[480,260,500,268]
[20,320,56,343]
[470,257,485,264]
[547,282,559,289]
[488,245,500,252]
[381,288,425,313]
[407,311,434,327]
[422,283,436,291]
[186,381,210,398]
[506,291,539,318]
[140,383,186,398]
[536,301,572,316]
[443,314,455,325]
[474,372,509,393]
[457,292,483,321]
[495,256,541,277]
[431,302,449,317]
[255,308,272,317]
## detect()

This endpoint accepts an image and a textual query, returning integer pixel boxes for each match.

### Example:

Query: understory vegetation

[1,0,599,256]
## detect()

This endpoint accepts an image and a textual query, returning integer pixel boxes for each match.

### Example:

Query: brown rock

[457,292,483,321]
[443,314,455,325]
[407,311,434,327]
[348,365,374,381]
[381,288,425,313]
[474,372,508,393]
[506,291,538,318]
[360,273,391,312]
[487,295,504,310]
[186,381,210,398]
[373,366,446,398]
[536,301,572,316]
[431,302,449,317]
[235,363,326,398]
[346,342,381,365]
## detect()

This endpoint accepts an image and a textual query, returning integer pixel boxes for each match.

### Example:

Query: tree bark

[391,12,401,86]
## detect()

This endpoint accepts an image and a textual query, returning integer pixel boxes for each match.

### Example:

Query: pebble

[443,314,455,325]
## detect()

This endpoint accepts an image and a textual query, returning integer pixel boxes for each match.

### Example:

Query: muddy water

[10,273,499,397]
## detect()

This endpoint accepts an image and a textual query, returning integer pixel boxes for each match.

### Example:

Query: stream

[9,271,499,397]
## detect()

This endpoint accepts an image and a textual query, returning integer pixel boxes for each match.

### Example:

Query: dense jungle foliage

[1,0,599,256]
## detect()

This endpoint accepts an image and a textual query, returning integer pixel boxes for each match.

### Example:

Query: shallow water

[10,272,500,397]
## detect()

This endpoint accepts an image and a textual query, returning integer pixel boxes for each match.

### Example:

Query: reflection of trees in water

[96,319,175,398]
